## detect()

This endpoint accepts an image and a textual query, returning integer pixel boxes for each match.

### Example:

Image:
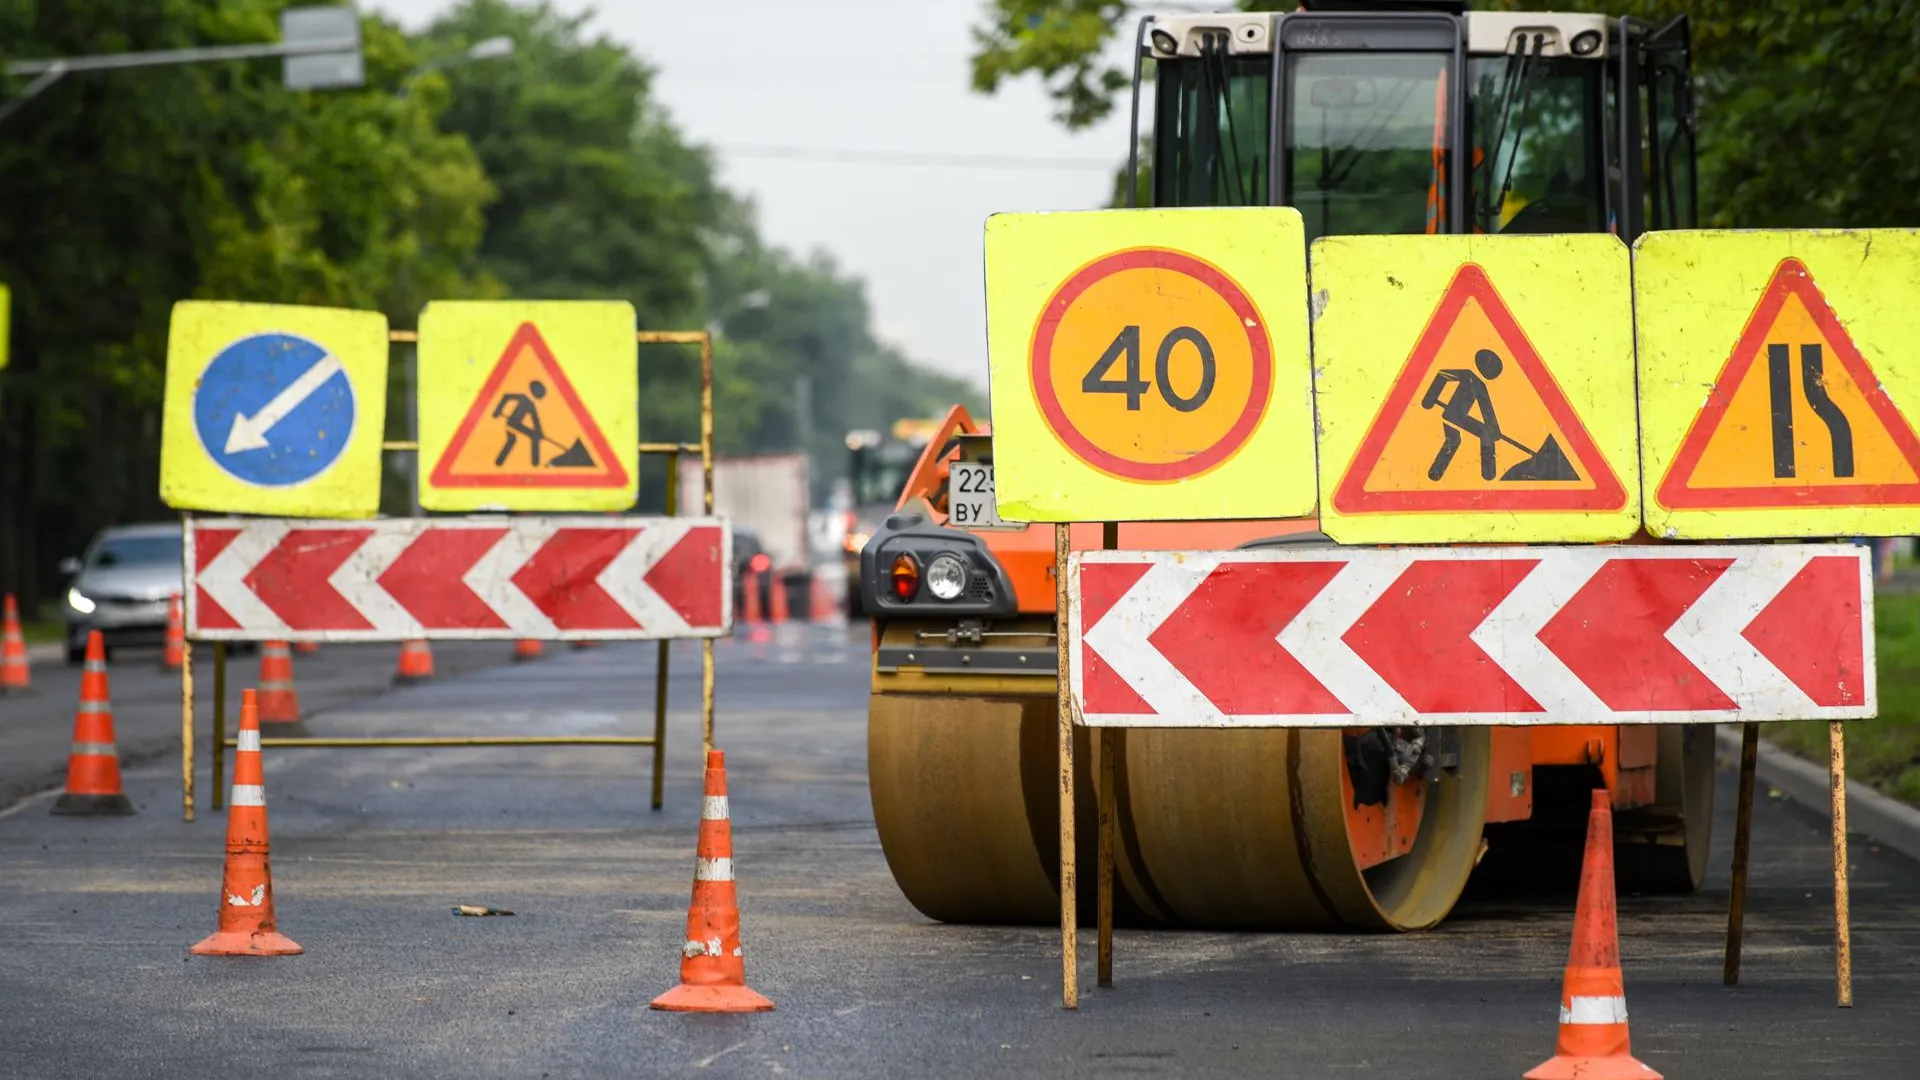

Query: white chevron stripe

[330,525,421,637]
[1278,551,1415,722]
[196,519,291,634]
[598,521,692,637]
[1080,552,1226,723]
[1667,546,1821,719]
[466,521,557,636]
[1471,553,1604,721]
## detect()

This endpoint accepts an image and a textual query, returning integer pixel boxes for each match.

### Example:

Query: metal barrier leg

[212,643,227,812]
[651,640,670,810]
[1097,728,1116,988]
[1056,522,1077,1010]
[1724,722,1759,986]
[180,637,194,823]
[1829,719,1853,1007]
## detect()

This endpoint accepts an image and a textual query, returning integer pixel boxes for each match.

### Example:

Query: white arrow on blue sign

[192,332,356,487]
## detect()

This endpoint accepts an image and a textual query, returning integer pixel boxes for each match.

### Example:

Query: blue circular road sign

[192,332,356,487]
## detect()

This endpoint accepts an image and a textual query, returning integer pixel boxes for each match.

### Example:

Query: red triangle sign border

[1655,257,1920,510]
[1331,262,1626,514]
[428,321,630,490]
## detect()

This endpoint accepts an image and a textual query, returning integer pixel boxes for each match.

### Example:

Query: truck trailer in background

[677,452,812,615]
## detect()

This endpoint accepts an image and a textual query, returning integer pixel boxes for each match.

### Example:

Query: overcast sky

[367,0,1138,389]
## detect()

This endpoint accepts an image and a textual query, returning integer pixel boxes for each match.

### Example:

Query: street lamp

[397,34,516,516]
[398,36,516,99]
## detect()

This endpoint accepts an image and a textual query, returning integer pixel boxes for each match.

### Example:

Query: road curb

[1717,727,1920,864]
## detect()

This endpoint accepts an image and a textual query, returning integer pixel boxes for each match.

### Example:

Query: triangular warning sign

[1332,264,1625,513]
[429,322,629,489]
[1657,258,1920,509]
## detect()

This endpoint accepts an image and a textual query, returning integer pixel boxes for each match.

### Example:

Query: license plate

[948,462,1010,529]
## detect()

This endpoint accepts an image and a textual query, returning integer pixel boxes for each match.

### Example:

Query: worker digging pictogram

[428,321,627,490]
[1421,346,1580,483]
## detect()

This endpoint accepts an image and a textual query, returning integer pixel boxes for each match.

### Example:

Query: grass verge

[1767,590,1920,805]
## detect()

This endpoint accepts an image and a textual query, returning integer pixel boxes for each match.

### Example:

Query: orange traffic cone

[160,597,185,672]
[1,593,29,692]
[1525,791,1661,1080]
[256,641,304,734]
[651,749,774,1013]
[52,630,134,816]
[809,575,846,627]
[395,638,434,683]
[191,688,302,956]
[293,640,320,655]
[513,639,544,662]
[768,573,790,625]
[741,570,764,628]
[570,639,601,651]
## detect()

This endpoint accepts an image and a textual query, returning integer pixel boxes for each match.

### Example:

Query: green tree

[0,1,492,607]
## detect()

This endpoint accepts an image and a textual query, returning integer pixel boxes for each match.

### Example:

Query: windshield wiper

[1198,33,1250,206]
[1480,33,1545,231]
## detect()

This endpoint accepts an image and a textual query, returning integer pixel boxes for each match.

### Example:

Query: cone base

[258,720,311,738]
[52,792,135,816]
[393,673,433,685]
[1525,1054,1662,1080]
[649,982,775,1013]
[190,929,304,956]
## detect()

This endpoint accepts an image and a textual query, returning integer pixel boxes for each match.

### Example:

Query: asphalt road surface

[0,624,1915,1079]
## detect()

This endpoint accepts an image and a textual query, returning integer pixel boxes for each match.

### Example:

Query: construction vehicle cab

[1139,2,1697,238]
[863,5,1710,934]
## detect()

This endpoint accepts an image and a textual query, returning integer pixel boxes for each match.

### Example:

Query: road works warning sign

[1313,235,1638,544]
[419,301,637,512]
[983,208,1315,522]
[160,301,390,518]
[1639,230,1920,538]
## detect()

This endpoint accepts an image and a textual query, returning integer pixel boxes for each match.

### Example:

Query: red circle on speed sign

[1029,248,1273,483]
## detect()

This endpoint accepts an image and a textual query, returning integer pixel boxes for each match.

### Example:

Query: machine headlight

[67,587,95,614]
[926,554,968,601]
[1570,29,1602,55]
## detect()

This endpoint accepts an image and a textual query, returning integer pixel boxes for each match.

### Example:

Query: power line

[712,143,1119,172]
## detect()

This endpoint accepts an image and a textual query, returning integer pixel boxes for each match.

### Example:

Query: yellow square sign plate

[418,300,638,512]
[1638,229,1920,539]
[1313,234,1639,544]
[983,207,1316,522]
[159,301,390,518]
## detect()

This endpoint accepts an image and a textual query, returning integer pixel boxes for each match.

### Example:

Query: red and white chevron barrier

[1069,545,1873,727]
[187,517,731,641]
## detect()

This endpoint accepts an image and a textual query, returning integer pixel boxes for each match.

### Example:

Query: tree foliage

[0,0,978,605]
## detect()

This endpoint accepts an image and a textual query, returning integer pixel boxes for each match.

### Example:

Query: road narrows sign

[1068,545,1873,727]
[161,301,389,518]
[984,207,1315,522]
[1312,235,1638,544]
[418,300,638,512]
[1640,232,1920,538]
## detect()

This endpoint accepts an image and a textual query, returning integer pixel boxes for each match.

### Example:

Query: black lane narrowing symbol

[1767,343,1854,479]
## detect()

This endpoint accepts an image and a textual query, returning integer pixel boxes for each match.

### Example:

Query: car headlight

[67,587,95,615]
[926,553,968,601]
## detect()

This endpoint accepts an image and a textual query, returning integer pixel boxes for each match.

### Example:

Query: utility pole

[794,375,814,503]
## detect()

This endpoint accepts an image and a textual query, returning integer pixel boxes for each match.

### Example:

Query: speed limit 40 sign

[984,208,1315,522]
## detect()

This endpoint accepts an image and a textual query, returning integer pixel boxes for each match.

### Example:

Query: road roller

[865,3,1714,931]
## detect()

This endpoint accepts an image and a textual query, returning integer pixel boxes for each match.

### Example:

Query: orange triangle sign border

[428,321,630,489]
[1656,257,1920,509]
[1331,263,1626,514]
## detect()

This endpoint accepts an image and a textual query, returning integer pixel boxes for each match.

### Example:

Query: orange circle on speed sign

[1030,248,1273,482]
